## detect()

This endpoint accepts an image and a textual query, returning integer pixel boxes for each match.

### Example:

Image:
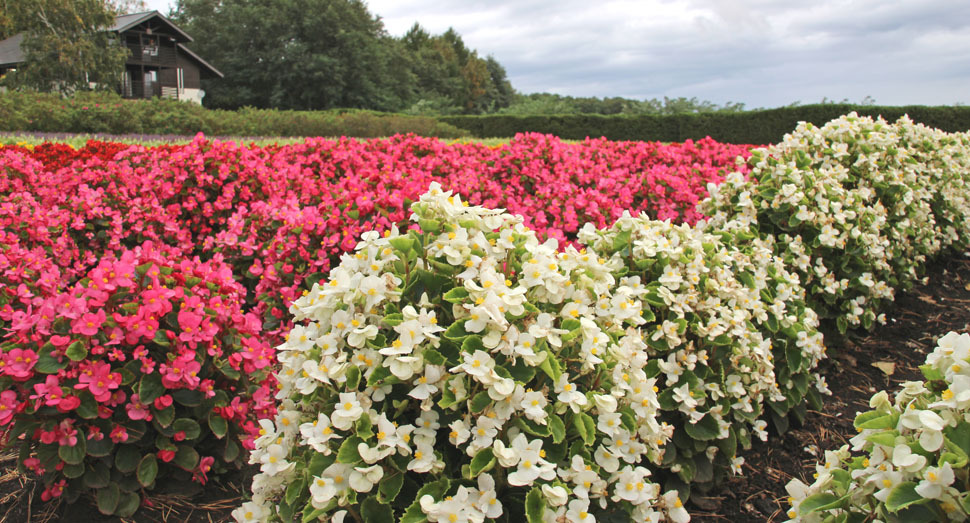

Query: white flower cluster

[235,183,712,522]
[701,113,970,332]
[579,212,825,468]
[786,331,970,522]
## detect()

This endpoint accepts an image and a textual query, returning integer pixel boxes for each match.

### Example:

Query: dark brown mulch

[693,255,970,522]
[3,256,970,523]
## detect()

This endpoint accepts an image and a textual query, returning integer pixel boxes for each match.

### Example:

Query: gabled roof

[0,33,24,68]
[178,43,223,78]
[109,11,193,43]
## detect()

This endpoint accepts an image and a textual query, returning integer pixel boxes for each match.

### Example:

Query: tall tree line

[171,0,514,113]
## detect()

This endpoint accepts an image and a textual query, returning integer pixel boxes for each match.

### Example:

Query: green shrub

[441,105,970,142]
[0,92,467,138]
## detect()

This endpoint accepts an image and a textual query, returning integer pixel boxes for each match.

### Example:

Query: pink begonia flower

[154,394,173,410]
[126,394,152,421]
[72,309,105,337]
[57,420,78,447]
[30,375,64,407]
[158,449,176,462]
[0,390,19,425]
[88,426,104,441]
[2,348,38,380]
[74,360,121,402]
[55,395,80,413]
[194,456,215,484]
[109,425,128,443]
[40,479,66,501]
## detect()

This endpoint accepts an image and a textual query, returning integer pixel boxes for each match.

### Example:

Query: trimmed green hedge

[441,104,970,143]
[0,91,467,138]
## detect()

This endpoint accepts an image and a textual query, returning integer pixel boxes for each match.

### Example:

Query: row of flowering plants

[0,133,754,516]
[786,331,970,522]
[0,242,276,515]
[233,183,823,522]
[701,114,970,332]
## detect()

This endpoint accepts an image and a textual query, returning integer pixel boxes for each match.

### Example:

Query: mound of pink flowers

[0,133,753,509]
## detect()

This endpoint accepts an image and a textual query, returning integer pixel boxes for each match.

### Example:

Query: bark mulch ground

[2,256,969,523]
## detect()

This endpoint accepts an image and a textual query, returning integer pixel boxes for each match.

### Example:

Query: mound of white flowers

[701,113,970,333]
[786,331,970,522]
[234,183,824,523]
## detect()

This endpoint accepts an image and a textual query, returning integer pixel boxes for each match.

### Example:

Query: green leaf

[920,364,945,381]
[208,414,228,439]
[443,321,469,342]
[138,372,165,404]
[377,473,404,504]
[684,413,720,441]
[549,415,566,444]
[136,454,158,488]
[82,461,110,489]
[516,417,551,437]
[361,496,394,523]
[525,487,545,523]
[154,404,175,428]
[389,237,415,254]
[172,418,202,440]
[461,335,485,354]
[573,412,596,445]
[443,287,469,303]
[885,482,926,513]
[174,445,199,470]
[96,484,120,515]
[35,349,67,374]
[865,431,899,448]
[468,448,496,478]
[116,492,140,518]
[285,477,307,506]
[65,340,88,361]
[856,413,898,431]
[345,366,362,390]
[401,478,450,523]
[337,436,364,464]
[114,445,141,473]
[58,438,86,465]
[539,349,562,382]
[418,218,441,233]
[469,391,491,413]
[798,493,844,516]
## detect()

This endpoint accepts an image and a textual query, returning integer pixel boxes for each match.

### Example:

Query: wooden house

[0,11,223,104]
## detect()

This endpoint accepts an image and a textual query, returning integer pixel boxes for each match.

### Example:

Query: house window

[177,68,184,92]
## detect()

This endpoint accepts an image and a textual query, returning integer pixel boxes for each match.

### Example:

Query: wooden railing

[120,80,178,100]
[125,44,177,65]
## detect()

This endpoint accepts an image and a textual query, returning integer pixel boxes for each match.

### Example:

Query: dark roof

[0,11,221,78]
[109,11,193,43]
[177,43,223,79]
[0,33,24,68]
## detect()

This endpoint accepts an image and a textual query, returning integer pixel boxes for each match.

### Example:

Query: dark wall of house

[175,53,201,89]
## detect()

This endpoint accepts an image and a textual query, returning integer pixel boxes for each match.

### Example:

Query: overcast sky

[145,0,970,108]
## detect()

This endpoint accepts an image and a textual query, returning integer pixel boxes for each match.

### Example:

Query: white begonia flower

[488,375,517,401]
[420,486,485,523]
[594,445,620,473]
[542,484,569,507]
[597,412,623,438]
[415,409,440,439]
[259,443,295,476]
[555,373,588,413]
[409,365,443,400]
[330,392,364,431]
[871,468,905,502]
[299,413,339,453]
[232,501,272,523]
[349,464,384,492]
[385,354,423,380]
[453,350,496,383]
[309,463,353,507]
[612,465,655,505]
[449,419,471,447]
[346,323,379,348]
[915,462,955,499]
[565,498,596,522]
[473,473,503,519]
[661,490,690,523]
[900,408,947,452]
[521,390,549,423]
[506,434,555,486]
[593,393,618,413]
[407,438,437,473]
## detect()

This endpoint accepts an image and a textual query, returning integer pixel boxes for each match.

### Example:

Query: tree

[173,0,410,110]
[2,0,129,94]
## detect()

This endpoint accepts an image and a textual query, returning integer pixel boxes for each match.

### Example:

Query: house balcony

[125,44,177,66]
[120,80,179,100]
